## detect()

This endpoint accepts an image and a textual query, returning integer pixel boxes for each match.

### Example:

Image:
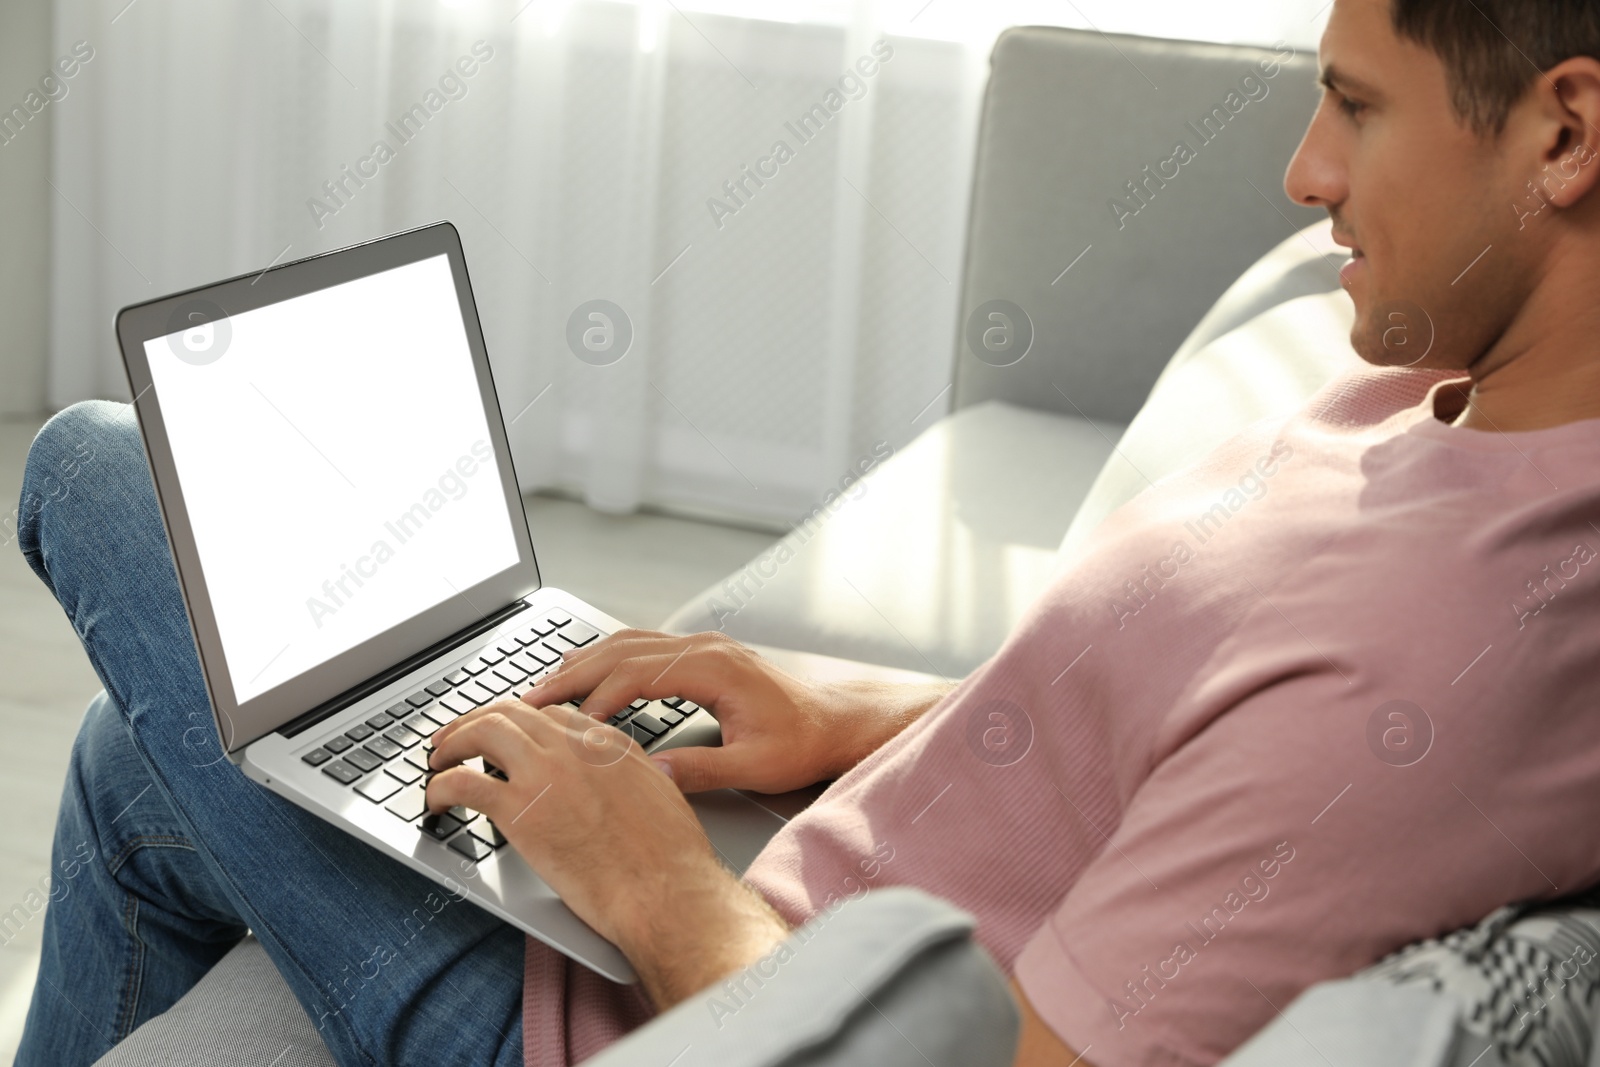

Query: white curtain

[46,0,1325,526]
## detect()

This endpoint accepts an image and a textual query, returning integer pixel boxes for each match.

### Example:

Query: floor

[0,413,775,1062]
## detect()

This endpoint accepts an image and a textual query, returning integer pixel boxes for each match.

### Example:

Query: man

[15,0,1600,1064]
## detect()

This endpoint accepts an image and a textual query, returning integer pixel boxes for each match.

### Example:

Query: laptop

[114,221,786,983]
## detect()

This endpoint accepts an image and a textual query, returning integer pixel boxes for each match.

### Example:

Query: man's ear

[1528,56,1600,210]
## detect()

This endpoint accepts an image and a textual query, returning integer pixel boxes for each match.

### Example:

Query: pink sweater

[524,366,1600,1066]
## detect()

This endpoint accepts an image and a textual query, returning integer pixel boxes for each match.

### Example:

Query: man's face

[1286,0,1535,371]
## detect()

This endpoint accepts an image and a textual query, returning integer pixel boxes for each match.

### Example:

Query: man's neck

[1454,241,1600,432]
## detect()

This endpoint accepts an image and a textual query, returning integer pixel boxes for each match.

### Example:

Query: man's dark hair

[1391,0,1600,134]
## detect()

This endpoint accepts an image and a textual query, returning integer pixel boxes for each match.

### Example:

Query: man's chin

[1350,296,1437,369]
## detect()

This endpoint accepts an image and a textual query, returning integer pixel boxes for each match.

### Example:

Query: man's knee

[64,691,137,828]
[26,400,133,491]
[14,400,140,551]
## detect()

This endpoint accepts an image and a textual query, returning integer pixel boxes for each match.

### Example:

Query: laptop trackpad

[652,710,787,874]
[685,789,787,875]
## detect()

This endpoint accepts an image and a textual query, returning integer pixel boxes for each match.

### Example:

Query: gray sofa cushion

[1222,981,1482,1067]
[954,26,1323,423]
[662,401,1124,676]
[92,936,335,1067]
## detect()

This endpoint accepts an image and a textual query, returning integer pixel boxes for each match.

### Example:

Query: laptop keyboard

[298,608,704,859]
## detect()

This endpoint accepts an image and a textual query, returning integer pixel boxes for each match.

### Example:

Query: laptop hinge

[276,600,530,739]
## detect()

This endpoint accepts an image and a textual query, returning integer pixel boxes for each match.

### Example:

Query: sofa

[87,25,1600,1067]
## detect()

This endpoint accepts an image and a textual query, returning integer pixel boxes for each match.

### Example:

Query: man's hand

[523,630,952,794]
[425,700,790,1009]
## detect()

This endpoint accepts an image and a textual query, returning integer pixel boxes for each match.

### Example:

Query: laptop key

[441,693,477,715]
[406,692,434,708]
[461,658,490,676]
[470,822,508,850]
[386,760,423,786]
[628,699,649,712]
[345,748,383,774]
[545,609,572,628]
[404,714,440,738]
[477,647,506,666]
[444,670,471,686]
[529,643,563,667]
[425,680,453,697]
[324,735,354,754]
[495,638,523,658]
[558,622,600,647]
[480,673,513,695]
[419,811,464,841]
[345,723,375,742]
[508,652,541,674]
[384,725,421,749]
[658,707,685,727]
[526,616,558,636]
[386,701,415,720]
[423,704,457,727]
[385,784,429,822]
[629,711,667,738]
[619,721,654,746]
[355,773,402,803]
[494,662,528,684]
[513,628,543,646]
[365,736,403,761]
[322,760,363,785]
[443,803,479,828]
[302,748,333,767]
[365,714,394,732]
[457,682,495,705]
[448,834,494,861]
[404,749,434,774]
[661,697,685,709]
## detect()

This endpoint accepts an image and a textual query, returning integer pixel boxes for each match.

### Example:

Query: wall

[0,0,52,418]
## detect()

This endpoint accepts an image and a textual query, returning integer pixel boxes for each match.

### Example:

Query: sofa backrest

[953,26,1325,424]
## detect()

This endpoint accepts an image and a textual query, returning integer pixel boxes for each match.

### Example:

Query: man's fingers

[548,627,673,670]
[571,649,732,721]
[432,698,537,750]
[526,630,690,704]
[428,709,541,775]
[425,763,507,816]
[650,744,735,794]
[527,634,735,716]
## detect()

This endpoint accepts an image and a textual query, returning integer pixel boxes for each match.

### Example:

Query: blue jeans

[12,401,525,1067]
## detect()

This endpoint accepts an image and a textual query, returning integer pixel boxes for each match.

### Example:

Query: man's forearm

[622,865,792,1012]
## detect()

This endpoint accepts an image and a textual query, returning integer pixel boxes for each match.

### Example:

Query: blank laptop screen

[143,253,521,704]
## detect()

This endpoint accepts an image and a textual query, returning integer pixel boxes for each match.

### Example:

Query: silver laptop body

[115,222,785,983]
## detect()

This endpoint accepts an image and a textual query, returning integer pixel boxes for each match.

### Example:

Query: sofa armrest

[1220,981,1489,1067]
[584,888,1019,1067]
